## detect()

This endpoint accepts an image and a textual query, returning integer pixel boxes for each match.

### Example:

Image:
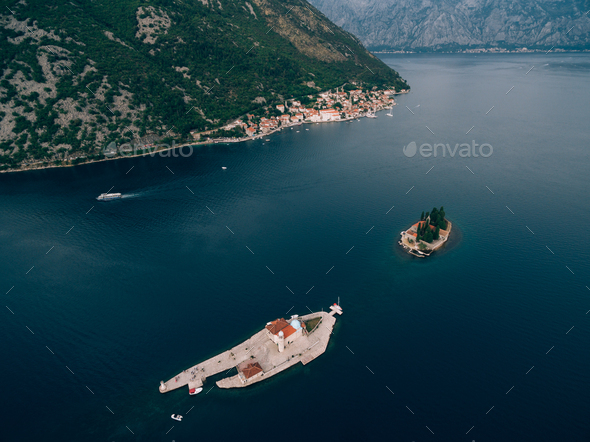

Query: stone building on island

[235,317,307,384]
[237,361,263,384]
[265,317,306,352]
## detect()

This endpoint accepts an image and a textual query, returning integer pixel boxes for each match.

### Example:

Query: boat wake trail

[120,193,141,199]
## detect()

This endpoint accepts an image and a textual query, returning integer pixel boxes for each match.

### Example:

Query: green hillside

[0,0,408,170]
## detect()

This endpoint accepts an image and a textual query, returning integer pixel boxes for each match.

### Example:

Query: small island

[399,206,452,257]
[159,303,343,394]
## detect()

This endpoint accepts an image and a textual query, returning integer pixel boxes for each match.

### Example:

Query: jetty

[159,304,342,393]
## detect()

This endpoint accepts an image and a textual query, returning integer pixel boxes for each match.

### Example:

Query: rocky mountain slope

[308,0,590,51]
[0,0,407,170]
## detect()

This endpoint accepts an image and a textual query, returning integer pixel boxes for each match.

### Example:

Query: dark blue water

[1,53,590,441]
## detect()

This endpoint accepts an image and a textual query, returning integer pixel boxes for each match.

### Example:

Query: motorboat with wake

[96,193,121,201]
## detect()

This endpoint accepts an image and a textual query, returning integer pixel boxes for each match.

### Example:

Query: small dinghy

[171,414,183,421]
[189,387,203,395]
[222,166,227,170]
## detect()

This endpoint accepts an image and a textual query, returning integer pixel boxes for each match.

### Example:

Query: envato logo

[403,140,493,158]
[103,141,194,158]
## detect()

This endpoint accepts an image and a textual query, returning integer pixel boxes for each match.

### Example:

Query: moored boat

[189,387,203,395]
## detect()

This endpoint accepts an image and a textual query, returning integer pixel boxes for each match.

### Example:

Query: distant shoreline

[374,49,590,54]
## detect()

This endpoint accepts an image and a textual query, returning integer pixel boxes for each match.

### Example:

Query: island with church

[399,207,452,257]
[159,303,343,394]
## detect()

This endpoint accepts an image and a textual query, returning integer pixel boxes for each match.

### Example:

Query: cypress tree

[420,211,424,221]
[434,225,440,240]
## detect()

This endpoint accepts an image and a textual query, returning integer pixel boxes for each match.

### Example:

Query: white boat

[189,387,203,395]
[171,414,183,421]
[96,193,122,201]
[386,112,393,117]
[222,166,227,170]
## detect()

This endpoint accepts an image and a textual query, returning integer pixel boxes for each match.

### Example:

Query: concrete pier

[160,306,342,393]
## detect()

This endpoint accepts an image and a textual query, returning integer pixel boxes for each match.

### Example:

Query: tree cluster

[417,206,447,243]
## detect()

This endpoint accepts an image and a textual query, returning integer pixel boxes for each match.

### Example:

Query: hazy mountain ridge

[308,0,590,51]
[0,0,407,170]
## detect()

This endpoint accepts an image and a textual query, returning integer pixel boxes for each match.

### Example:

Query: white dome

[290,320,302,330]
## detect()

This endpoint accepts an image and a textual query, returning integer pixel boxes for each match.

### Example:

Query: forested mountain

[0,0,407,170]
[309,0,590,51]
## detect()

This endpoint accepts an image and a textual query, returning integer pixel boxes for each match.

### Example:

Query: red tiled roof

[412,221,436,231]
[239,362,263,379]
[265,318,290,335]
[281,325,297,339]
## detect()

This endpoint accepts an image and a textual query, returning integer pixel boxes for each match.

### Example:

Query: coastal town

[116,87,407,156]
[191,86,407,143]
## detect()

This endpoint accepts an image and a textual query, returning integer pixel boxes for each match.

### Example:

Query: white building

[319,109,341,121]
